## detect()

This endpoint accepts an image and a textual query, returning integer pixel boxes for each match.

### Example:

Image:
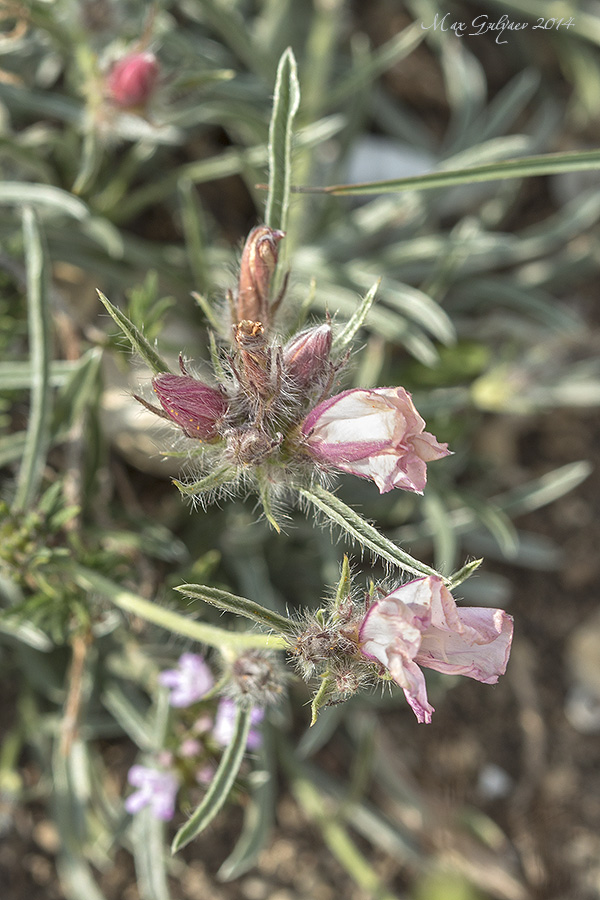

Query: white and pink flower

[301,387,450,494]
[358,576,513,723]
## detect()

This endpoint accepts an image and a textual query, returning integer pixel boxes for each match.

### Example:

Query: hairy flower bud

[236,226,284,324]
[233,319,273,399]
[107,51,159,109]
[283,324,332,389]
[152,373,227,440]
[229,650,286,706]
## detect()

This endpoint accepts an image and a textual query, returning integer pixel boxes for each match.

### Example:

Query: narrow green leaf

[191,290,223,333]
[179,179,210,294]
[332,280,380,351]
[131,808,172,900]
[13,208,52,512]
[310,673,337,726]
[218,735,275,881]
[298,485,443,580]
[325,22,423,109]
[73,567,287,651]
[0,360,78,390]
[96,290,171,375]
[447,557,483,590]
[176,585,295,636]
[265,47,300,233]
[0,182,90,218]
[334,555,351,607]
[0,432,27,467]
[173,466,237,497]
[101,683,154,751]
[172,706,251,853]
[289,773,400,900]
[294,148,600,196]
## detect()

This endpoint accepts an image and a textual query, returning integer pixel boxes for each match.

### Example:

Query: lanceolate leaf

[13,208,52,511]
[97,290,171,375]
[294,147,600,196]
[176,585,296,635]
[332,280,380,351]
[73,567,287,651]
[172,706,251,853]
[265,47,300,233]
[298,484,443,581]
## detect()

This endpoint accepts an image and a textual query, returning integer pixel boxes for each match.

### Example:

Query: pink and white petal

[387,387,427,435]
[410,431,452,462]
[415,580,514,683]
[387,654,435,724]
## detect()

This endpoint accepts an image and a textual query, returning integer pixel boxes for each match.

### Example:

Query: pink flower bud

[283,324,332,388]
[152,374,228,440]
[107,51,159,109]
[302,386,451,494]
[236,226,284,323]
[359,577,513,723]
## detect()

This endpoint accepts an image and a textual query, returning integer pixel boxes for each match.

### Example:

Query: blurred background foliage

[1,1,600,898]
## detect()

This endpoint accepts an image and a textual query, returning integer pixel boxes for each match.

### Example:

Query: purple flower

[302,386,451,494]
[152,374,228,440]
[158,653,214,707]
[359,576,513,723]
[213,699,264,750]
[107,52,159,109]
[124,765,178,820]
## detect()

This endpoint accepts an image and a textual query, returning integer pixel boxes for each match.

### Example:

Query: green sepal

[97,290,171,375]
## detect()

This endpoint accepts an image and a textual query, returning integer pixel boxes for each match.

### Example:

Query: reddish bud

[236,226,284,324]
[152,374,227,440]
[107,51,159,109]
[283,324,332,388]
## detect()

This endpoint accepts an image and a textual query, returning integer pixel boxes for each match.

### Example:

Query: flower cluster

[137,226,450,508]
[290,573,513,723]
[125,652,271,821]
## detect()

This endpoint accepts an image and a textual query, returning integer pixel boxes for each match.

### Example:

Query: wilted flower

[151,374,228,441]
[158,652,214,707]
[213,699,264,750]
[283,324,332,389]
[302,386,450,494]
[107,51,159,109]
[124,765,178,820]
[359,576,513,723]
[236,226,284,324]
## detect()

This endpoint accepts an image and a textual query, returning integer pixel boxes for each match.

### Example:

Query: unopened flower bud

[152,374,228,440]
[107,51,159,109]
[283,324,332,388]
[229,650,286,706]
[236,226,284,324]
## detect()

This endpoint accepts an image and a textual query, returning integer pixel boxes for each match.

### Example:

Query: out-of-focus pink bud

[236,226,284,323]
[302,386,450,494]
[283,324,332,388]
[359,576,513,723]
[107,51,159,109]
[152,374,228,440]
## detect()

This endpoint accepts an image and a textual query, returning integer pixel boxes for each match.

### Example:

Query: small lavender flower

[124,765,178,820]
[158,652,214,707]
[213,698,264,750]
